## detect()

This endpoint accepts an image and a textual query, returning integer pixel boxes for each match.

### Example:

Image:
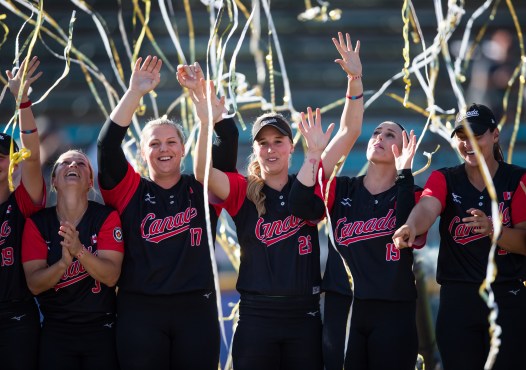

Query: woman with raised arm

[393,103,526,370]
[290,112,421,370]
[22,150,123,370]
[0,56,45,370]
[193,32,362,370]
[97,56,238,370]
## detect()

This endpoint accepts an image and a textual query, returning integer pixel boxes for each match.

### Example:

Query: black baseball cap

[252,115,293,141]
[451,103,497,138]
[0,133,19,155]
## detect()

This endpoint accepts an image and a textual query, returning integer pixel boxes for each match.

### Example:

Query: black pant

[232,294,323,370]
[322,291,353,370]
[0,299,40,370]
[436,281,526,370]
[116,290,219,370]
[344,298,418,370]
[39,318,118,370]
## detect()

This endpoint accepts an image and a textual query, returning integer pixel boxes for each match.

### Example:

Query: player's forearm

[405,198,439,236]
[24,261,69,295]
[194,121,213,184]
[109,89,143,127]
[212,117,239,173]
[76,252,122,287]
[297,151,323,187]
[322,78,363,177]
[496,227,526,255]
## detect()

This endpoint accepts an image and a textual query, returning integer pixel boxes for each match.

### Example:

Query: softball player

[0,56,45,370]
[393,103,526,370]
[22,150,123,370]
[97,56,238,370]
[290,108,423,369]
[192,31,362,367]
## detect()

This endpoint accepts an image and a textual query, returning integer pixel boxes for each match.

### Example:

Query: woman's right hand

[128,55,162,96]
[392,224,416,249]
[298,107,335,155]
[6,56,43,101]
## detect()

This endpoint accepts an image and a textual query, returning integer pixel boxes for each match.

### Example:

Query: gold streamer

[401,0,412,106]
[8,148,31,191]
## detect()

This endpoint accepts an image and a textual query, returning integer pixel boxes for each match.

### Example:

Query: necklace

[56,205,88,226]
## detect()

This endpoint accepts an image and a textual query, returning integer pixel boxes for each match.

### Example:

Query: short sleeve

[97,210,125,253]
[421,170,447,213]
[213,172,248,217]
[99,164,141,214]
[21,218,48,262]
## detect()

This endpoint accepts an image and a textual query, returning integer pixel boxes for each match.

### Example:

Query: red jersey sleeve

[15,180,46,217]
[97,210,124,253]
[511,173,526,225]
[421,170,447,213]
[99,164,141,214]
[213,172,248,217]
[21,218,48,262]
[314,177,336,213]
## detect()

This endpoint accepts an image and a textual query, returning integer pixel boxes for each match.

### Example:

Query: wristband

[347,74,362,81]
[20,128,38,134]
[395,169,413,183]
[346,93,364,100]
[76,246,87,259]
[19,100,32,109]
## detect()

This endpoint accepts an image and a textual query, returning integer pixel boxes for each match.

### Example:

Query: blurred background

[1,1,525,368]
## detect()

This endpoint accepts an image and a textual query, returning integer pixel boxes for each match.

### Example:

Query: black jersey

[322,176,424,301]
[0,181,44,307]
[423,163,526,284]
[218,172,321,296]
[21,201,123,324]
[101,164,221,295]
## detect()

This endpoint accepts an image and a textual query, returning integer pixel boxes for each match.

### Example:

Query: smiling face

[366,121,404,164]
[252,126,294,178]
[453,127,499,167]
[140,122,185,180]
[51,150,93,193]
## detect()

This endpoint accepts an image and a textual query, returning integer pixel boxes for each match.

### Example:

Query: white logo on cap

[456,109,479,123]
[260,118,278,126]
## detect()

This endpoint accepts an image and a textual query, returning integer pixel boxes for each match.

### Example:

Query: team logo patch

[113,227,123,242]
[340,198,352,207]
[503,191,513,200]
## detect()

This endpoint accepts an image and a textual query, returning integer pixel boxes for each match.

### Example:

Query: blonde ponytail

[246,154,266,216]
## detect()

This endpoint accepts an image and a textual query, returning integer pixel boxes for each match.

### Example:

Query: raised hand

[129,56,162,96]
[176,62,205,91]
[392,130,416,171]
[6,56,43,101]
[189,78,226,125]
[298,107,335,155]
[332,32,362,77]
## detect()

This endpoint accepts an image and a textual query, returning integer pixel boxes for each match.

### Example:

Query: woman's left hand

[298,107,334,155]
[463,208,496,236]
[58,222,83,257]
[189,78,226,125]
[392,129,416,171]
